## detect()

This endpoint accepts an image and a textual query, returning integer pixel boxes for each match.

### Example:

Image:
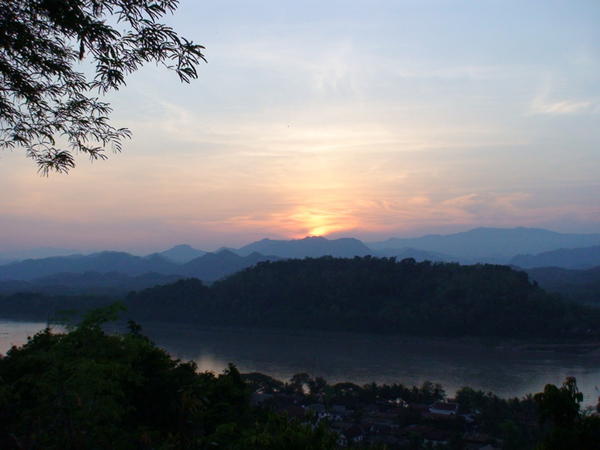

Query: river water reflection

[2,319,600,404]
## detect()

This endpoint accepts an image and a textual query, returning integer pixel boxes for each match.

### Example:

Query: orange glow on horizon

[288,208,360,238]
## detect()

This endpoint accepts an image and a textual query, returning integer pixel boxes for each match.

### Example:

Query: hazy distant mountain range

[0,252,177,281]
[1,228,600,295]
[510,245,600,269]
[0,247,79,263]
[180,250,278,280]
[0,250,278,283]
[525,266,600,305]
[158,244,206,263]
[236,236,372,258]
[369,227,600,261]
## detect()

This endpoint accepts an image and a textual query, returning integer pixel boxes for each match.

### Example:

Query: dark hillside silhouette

[526,266,600,305]
[124,257,599,338]
[181,250,279,281]
[1,257,599,337]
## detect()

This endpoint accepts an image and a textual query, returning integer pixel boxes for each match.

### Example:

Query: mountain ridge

[368,227,600,260]
[236,236,372,258]
[158,244,207,263]
[511,245,600,269]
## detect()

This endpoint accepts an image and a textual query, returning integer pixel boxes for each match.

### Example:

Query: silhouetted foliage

[527,266,600,306]
[125,257,600,338]
[0,0,205,173]
[0,305,337,449]
[1,304,598,449]
[533,377,600,449]
[1,257,599,338]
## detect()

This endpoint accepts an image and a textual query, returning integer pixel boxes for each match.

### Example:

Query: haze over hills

[3,257,598,339]
[0,249,279,286]
[0,272,183,296]
[0,247,80,265]
[511,246,600,269]
[0,257,12,266]
[374,247,457,262]
[180,250,279,281]
[525,266,600,306]
[368,227,600,261]
[2,228,600,289]
[158,244,206,264]
[236,236,372,258]
[0,247,79,261]
[0,252,178,281]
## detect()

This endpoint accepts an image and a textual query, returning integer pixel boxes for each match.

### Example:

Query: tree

[0,305,338,449]
[534,376,583,430]
[534,377,600,450]
[0,0,206,174]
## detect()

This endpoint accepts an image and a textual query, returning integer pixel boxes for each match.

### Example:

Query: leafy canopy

[0,304,338,449]
[0,0,205,174]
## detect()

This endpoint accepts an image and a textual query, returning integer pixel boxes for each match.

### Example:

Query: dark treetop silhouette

[0,0,205,173]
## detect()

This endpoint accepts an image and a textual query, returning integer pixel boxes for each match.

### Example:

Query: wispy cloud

[529,81,598,115]
[531,98,594,115]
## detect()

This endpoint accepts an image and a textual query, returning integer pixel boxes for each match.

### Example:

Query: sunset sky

[1,0,599,254]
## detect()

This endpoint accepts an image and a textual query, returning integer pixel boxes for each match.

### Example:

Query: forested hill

[1,257,598,338]
[125,257,599,338]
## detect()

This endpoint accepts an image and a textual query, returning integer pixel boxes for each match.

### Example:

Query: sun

[290,208,357,238]
[307,225,331,236]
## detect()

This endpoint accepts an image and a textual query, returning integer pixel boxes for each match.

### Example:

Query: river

[2,319,599,404]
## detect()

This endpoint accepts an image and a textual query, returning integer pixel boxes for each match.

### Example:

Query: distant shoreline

[4,316,600,356]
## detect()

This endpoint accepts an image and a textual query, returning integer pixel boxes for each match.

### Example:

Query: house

[277,404,306,420]
[331,422,365,447]
[365,434,408,447]
[403,425,454,446]
[250,392,273,406]
[463,432,493,445]
[423,429,453,446]
[429,401,458,415]
[331,404,348,416]
[306,403,330,420]
[344,424,366,444]
[477,445,501,450]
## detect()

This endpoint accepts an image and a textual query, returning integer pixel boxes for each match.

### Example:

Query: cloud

[440,192,532,219]
[531,98,594,115]
[529,81,598,115]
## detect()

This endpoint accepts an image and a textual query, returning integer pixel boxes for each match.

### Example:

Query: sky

[1,0,599,254]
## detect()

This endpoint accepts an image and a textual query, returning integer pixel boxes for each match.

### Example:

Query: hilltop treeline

[1,257,599,338]
[125,257,598,338]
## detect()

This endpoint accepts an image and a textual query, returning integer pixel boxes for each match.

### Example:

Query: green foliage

[0,0,205,173]
[0,307,337,449]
